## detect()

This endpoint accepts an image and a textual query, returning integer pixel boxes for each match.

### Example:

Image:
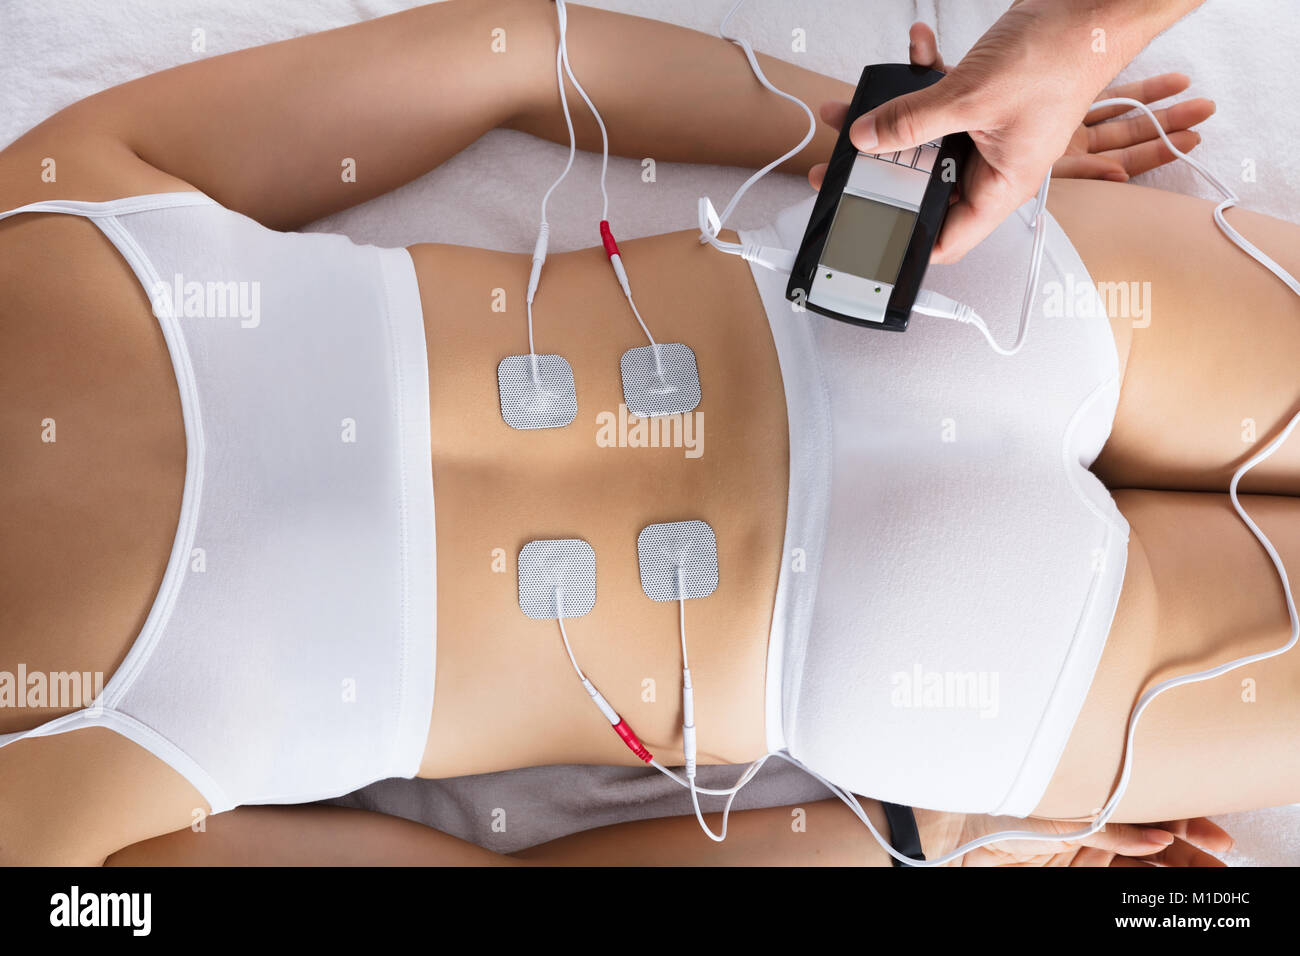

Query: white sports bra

[0,193,437,813]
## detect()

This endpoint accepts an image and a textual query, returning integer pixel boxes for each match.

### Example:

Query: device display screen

[820,193,917,282]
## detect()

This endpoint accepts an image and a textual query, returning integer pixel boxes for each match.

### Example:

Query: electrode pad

[498,354,578,430]
[637,520,718,602]
[620,343,701,418]
[518,538,597,619]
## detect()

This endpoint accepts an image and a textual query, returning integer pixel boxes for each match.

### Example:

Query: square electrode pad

[518,538,596,619]
[637,520,718,602]
[620,343,701,418]
[498,354,578,430]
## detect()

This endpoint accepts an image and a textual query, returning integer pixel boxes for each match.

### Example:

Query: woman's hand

[918,809,1234,867]
[1054,73,1212,182]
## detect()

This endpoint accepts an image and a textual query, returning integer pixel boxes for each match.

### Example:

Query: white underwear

[742,195,1129,816]
[0,194,436,813]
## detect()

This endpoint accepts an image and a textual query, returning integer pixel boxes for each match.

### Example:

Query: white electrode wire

[553,592,589,683]
[700,0,817,241]
[625,290,663,377]
[555,0,664,373]
[1088,408,1300,822]
[650,756,768,796]
[555,581,763,799]
[1088,97,1300,297]
[648,567,772,819]
[924,97,1299,356]
[555,0,609,221]
[677,569,689,666]
[689,770,738,842]
[525,298,542,384]
[675,568,726,841]
[911,170,1051,357]
[674,565,713,839]
[524,24,581,383]
[539,9,579,231]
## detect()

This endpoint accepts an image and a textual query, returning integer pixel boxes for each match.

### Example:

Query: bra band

[882,802,924,867]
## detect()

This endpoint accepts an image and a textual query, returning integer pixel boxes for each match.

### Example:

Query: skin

[0,0,1287,866]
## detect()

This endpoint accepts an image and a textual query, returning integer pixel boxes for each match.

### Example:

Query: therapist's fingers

[1084,72,1192,123]
[1087,98,1215,153]
[908,22,946,72]
[808,162,828,190]
[929,157,1027,263]
[850,75,974,154]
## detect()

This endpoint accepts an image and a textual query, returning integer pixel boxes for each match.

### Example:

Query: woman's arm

[515,797,897,866]
[104,798,899,867]
[103,805,515,866]
[1,0,1212,232]
[2,0,547,226]
[103,796,1229,867]
[1,0,848,230]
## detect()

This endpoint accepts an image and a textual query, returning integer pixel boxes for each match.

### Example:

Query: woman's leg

[1036,488,1300,822]
[1048,177,1300,495]
[1034,179,1300,820]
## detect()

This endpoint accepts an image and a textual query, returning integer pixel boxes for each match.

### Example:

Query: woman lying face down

[0,0,1290,867]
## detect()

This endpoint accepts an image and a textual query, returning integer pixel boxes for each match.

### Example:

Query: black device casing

[786,63,972,331]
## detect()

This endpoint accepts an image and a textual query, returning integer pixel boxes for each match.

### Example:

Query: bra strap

[0,703,106,749]
[882,801,926,867]
[0,192,217,224]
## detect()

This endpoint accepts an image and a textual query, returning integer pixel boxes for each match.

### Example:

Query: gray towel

[326,761,833,854]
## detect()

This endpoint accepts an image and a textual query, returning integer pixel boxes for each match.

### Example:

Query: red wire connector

[581,675,654,763]
[612,719,653,763]
[599,220,633,298]
[599,219,620,258]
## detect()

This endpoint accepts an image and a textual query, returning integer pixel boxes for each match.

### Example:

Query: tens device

[786,64,973,331]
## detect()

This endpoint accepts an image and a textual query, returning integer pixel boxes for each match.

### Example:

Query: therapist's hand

[811,27,1213,191]
[901,22,1214,183]
[813,0,1206,263]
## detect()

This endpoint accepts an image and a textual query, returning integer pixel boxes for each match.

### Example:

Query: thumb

[851,78,972,154]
